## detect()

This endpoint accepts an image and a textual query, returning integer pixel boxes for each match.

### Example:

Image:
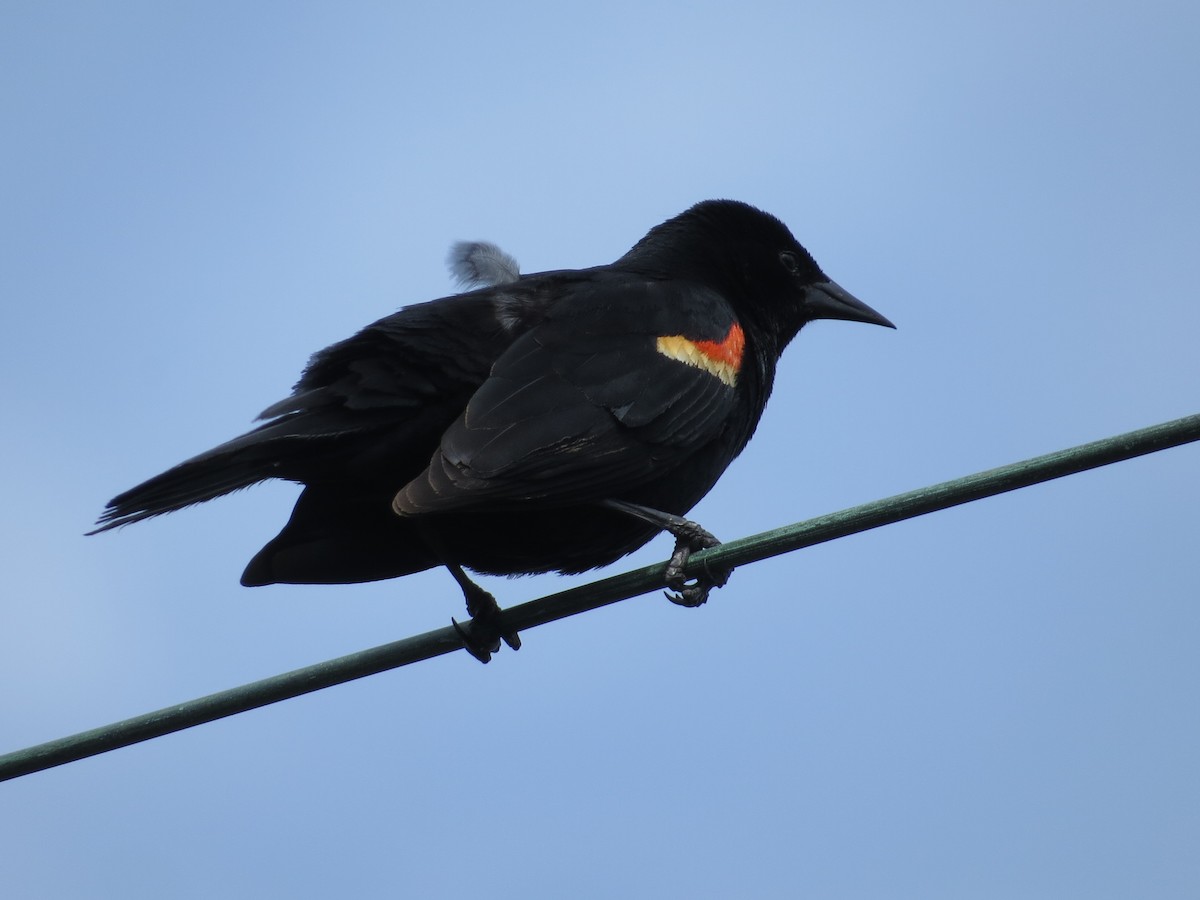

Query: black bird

[92,200,894,660]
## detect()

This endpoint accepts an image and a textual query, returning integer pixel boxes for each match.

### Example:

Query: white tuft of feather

[447,240,521,288]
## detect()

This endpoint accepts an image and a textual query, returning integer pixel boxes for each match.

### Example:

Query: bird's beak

[804,280,895,329]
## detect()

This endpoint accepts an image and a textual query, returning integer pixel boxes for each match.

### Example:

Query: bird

[91,200,894,661]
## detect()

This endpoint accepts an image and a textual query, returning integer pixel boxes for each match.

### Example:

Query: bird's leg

[417,521,520,663]
[599,499,732,607]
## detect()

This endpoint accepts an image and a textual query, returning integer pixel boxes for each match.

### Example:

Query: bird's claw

[663,528,730,608]
[454,585,521,664]
[452,616,520,664]
[664,586,709,607]
[595,499,732,608]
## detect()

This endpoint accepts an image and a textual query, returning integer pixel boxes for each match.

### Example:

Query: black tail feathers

[86,411,317,537]
[88,441,284,535]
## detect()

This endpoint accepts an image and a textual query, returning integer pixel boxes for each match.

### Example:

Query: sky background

[3,2,1199,897]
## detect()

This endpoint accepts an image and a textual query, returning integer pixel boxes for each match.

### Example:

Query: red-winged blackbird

[92,200,893,660]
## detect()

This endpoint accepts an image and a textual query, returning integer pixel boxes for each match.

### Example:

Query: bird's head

[620,199,894,352]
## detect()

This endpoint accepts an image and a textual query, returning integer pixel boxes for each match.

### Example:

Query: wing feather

[394,280,745,514]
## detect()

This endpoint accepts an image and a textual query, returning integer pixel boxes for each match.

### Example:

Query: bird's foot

[598,499,732,607]
[663,523,729,607]
[453,578,521,664]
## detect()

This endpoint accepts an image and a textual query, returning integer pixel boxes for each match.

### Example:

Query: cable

[3,412,1198,783]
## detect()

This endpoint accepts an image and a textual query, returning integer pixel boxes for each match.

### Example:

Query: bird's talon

[664,584,709,607]
[452,616,495,664]
[448,568,521,658]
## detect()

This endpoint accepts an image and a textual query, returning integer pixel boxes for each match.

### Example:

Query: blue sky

[3,2,1199,897]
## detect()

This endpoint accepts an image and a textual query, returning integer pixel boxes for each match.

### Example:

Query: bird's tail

[88,419,311,534]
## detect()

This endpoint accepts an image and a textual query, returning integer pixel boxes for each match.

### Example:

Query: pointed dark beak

[804,280,895,329]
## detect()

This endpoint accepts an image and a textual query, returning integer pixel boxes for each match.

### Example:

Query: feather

[447,240,521,288]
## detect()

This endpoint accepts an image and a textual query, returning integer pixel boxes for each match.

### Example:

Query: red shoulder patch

[693,323,745,369]
[655,322,745,386]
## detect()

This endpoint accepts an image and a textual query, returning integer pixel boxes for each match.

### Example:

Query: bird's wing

[259,288,546,423]
[394,279,748,514]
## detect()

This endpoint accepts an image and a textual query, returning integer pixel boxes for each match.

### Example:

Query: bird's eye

[779,251,800,274]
